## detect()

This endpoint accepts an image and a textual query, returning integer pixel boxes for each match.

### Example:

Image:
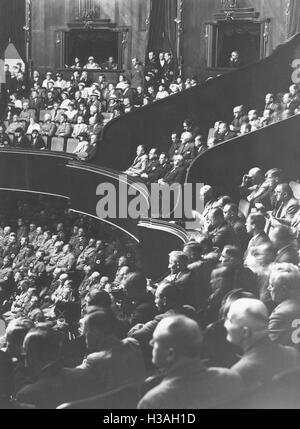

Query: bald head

[248,168,263,185]
[151,315,203,370]
[225,298,269,349]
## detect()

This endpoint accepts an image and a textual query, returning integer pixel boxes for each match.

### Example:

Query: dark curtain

[0,0,26,59]
[288,0,300,38]
[147,0,177,58]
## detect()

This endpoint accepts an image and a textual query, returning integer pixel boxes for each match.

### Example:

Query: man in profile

[65,309,146,400]
[225,298,298,388]
[138,315,243,409]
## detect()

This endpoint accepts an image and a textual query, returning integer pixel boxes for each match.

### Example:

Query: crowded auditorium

[1,0,300,411]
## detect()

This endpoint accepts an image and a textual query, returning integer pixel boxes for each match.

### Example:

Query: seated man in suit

[269,225,299,265]
[122,272,157,328]
[0,318,34,406]
[71,115,88,139]
[225,298,298,388]
[183,241,216,311]
[168,132,181,160]
[230,105,248,133]
[177,132,195,165]
[19,100,37,124]
[156,251,198,309]
[206,208,237,251]
[158,154,186,185]
[0,124,11,147]
[270,183,299,227]
[16,326,77,409]
[214,122,237,144]
[268,263,300,350]
[13,127,30,149]
[6,114,26,135]
[56,113,72,138]
[30,129,46,150]
[223,203,249,254]
[239,168,268,211]
[40,113,57,138]
[65,309,146,401]
[244,213,270,261]
[140,148,159,181]
[128,281,188,368]
[138,315,243,409]
[125,145,148,177]
[146,152,170,183]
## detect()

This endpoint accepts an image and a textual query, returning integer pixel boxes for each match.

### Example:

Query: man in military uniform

[45,241,64,275]
[2,233,20,262]
[0,256,14,306]
[56,244,75,273]
[75,238,97,272]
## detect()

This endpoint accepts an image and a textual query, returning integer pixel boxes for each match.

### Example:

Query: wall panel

[31,0,150,73]
[182,0,290,81]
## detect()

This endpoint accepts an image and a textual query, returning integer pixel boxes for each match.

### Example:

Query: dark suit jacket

[65,337,146,401]
[148,162,171,183]
[163,166,186,185]
[274,244,300,265]
[13,135,30,148]
[208,222,236,251]
[275,198,300,225]
[244,232,270,259]
[16,363,75,409]
[138,358,243,409]
[30,135,46,150]
[231,336,298,388]
[269,298,300,348]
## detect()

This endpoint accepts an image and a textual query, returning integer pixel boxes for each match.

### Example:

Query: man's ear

[242,326,251,340]
[166,347,176,364]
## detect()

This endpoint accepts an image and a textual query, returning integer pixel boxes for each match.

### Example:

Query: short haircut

[87,289,112,308]
[159,282,182,308]
[124,272,147,291]
[169,251,188,267]
[222,245,242,260]
[210,207,225,221]
[158,315,203,358]
[25,327,62,363]
[224,203,239,215]
[271,225,295,244]
[265,168,283,181]
[271,263,300,292]
[248,213,266,231]
[84,309,116,337]
[276,183,294,199]
[6,318,34,348]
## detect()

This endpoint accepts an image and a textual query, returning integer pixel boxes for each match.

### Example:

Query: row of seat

[6,109,114,124]
[5,133,80,153]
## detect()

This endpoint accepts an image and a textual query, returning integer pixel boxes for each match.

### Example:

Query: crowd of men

[1,158,300,408]
[1,53,300,409]
[208,84,300,146]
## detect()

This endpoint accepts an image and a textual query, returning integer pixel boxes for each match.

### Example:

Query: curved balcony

[95,33,300,171]
[186,113,300,199]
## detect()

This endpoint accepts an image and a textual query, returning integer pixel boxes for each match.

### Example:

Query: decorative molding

[175,0,184,76]
[24,0,33,72]
[220,0,238,10]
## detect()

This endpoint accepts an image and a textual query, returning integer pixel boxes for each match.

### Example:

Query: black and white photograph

[0,0,300,412]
